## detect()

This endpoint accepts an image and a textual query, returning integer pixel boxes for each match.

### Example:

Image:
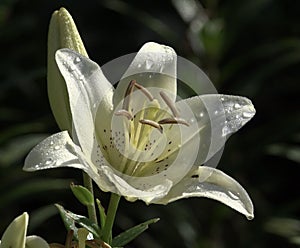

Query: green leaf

[112,218,159,247]
[55,204,101,239]
[70,183,94,206]
[96,199,107,229]
[55,204,78,239]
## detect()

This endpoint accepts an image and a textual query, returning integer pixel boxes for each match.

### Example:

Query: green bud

[47,7,88,132]
[0,212,28,248]
[70,183,94,206]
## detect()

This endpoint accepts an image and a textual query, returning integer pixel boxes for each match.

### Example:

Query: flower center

[97,80,191,178]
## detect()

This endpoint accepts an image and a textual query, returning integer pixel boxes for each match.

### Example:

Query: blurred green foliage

[0,0,299,247]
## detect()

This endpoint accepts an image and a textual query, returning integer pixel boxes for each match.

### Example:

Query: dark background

[1,0,300,247]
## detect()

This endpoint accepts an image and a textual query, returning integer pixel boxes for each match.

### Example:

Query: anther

[160,91,179,117]
[115,109,133,120]
[122,80,154,111]
[139,119,163,133]
[122,80,136,110]
[134,82,154,101]
[158,117,190,126]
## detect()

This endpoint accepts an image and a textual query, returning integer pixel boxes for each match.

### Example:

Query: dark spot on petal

[191,174,199,178]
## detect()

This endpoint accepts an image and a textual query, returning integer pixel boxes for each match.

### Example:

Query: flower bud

[47,7,88,132]
[0,212,28,248]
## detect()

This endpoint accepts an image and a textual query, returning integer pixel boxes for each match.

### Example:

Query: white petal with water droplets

[218,94,256,136]
[177,94,255,165]
[155,166,254,219]
[114,42,177,106]
[24,131,84,171]
[84,164,173,204]
[55,49,114,158]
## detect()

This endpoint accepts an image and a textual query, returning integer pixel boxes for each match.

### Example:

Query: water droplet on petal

[228,190,240,200]
[234,103,241,109]
[74,57,81,64]
[45,158,54,166]
[145,60,153,70]
[69,64,76,72]
[242,112,254,118]
[54,145,60,150]
[50,141,54,146]
[137,63,142,68]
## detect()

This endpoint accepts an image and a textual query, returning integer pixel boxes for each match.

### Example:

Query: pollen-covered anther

[114,109,133,120]
[158,117,190,126]
[139,119,163,133]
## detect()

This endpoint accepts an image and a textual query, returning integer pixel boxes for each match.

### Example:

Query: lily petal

[175,94,255,165]
[26,236,50,248]
[154,166,254,220]
[114,42,177,106]
[55,49,114,158]
[0,212,28,248]
[23,131,171,201]
[86,164,173,204]
[23,131,84,171]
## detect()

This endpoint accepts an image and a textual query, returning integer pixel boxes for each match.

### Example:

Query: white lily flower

[24,42,255,219]
[0,212,49,248]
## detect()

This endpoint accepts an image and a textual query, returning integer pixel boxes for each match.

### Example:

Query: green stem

[82,172,98,224]
[102,193,121,243]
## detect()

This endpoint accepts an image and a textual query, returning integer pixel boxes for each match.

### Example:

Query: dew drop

[228,191,240,200]
[69,64,76,72]
[74,57,81,64]
[242,112,254,118]
[50,141,54,146]
[54,145,60,150]
[234,103,241,109]
[45,158,55,166]
[159,65,164,73]
[145,60,153,70]
[137,63,142,68]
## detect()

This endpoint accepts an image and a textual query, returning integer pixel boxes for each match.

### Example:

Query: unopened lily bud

[47,7,88,132]
[0,212,28,248]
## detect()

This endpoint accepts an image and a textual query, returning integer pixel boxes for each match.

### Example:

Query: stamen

[123,80,136,110]
[115,109,133,120]
[139,119,163,133]
[158,117,190,126]
[134,82,154,101]
[160,91,179,117]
